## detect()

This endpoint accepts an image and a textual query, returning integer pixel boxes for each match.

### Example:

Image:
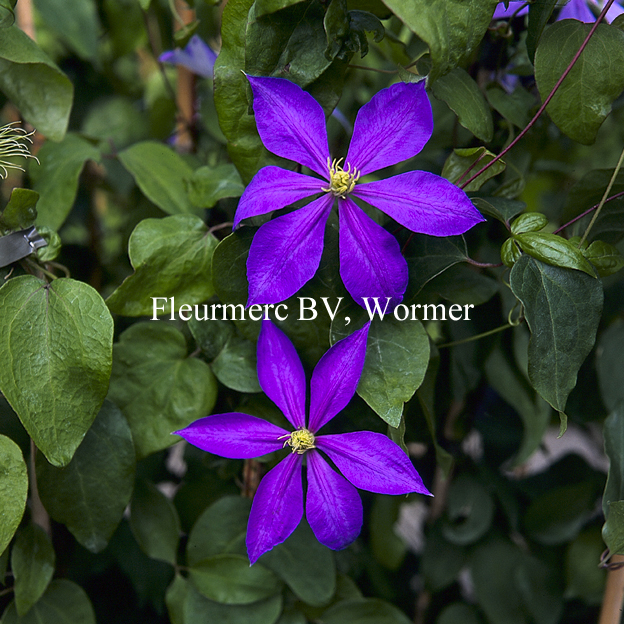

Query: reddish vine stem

[460,0,617,191]
[553,190,624,235]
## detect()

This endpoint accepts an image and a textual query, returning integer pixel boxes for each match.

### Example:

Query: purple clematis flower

[558,0,624,22]
[493,0,623,22]
[492,1,529,19]
[175,320,431,564]
[235,77,484,308]
[159,34,217,78]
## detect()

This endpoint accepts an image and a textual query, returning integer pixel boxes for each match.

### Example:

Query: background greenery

[1,0,624,622]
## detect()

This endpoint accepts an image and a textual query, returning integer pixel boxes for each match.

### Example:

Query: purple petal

[316,431,432,495]
[234,167,323,228]
[257,320,306,430]
[248,76,330,177]
[353,171,485,237]
[308,323,370,432]
[159,35,217,78]
[345,81,433,177]
[558,0,596,21]
[338,197,407,307]
[247,193,333,305]
[605,1,624,22]
[175,413,287,459]
[247,453,304,564]
[306,451,363,550]
[492,2,529,19]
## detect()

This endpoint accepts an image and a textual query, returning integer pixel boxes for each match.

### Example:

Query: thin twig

[579,146,624,246]
[437,322,514,348]
[460,0,617,190]
[553,190,624,235]
[599,554,624,624]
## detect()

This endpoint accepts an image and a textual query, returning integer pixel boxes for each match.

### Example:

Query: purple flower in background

[159,35,217,78]
[492,1,529,19]
[558,0,624,22]
[175,321,431,564]
[235,77,483,308]
[492,0,623,22]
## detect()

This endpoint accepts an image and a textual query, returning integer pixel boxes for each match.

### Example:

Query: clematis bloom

[235,76,484,308]
[492,0,623,22]
[175,320,431,564]
[159,34,217,78]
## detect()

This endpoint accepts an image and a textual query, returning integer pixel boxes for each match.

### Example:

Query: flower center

[280,428,316,454]
[321,157,360,198]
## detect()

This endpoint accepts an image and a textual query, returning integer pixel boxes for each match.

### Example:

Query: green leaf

[565,528,606,604]
[603,500,624,555]
[513,232,596,276]
[321,598,411,624]
[187,496,251,566]
[405,235,467,299]
[11,525,55,616]
[189,317,236,361]
[0,435,27,556]
[118,142,197,215]
[471,196,525,224]
[535,21,624,144]
[0,276,113,467]
[357,317,430,427]
[597,322,624,412]
[106,215,219,317]
[603,406,624,521]
[583,240,624,276]
[259,521,336,607]
[1,580,96,624]
[187,164,245,208]
[442,147,506,193]
[485,347,550,467]
[254,0,308,18]
[526,0,558,62]
[0,0,15,28]
[510,212,548,235]
[381,0,499,81]
[35,401,135,553]
[431,264,498,306]
[525,480,597,545]
[509,255,603,428]
[184,580,283,624]
[214,0,267,183]
[271,1,334,86]
[189,554,282,604]
[437,604,481,624]
[470,537,525,624]
[0,26,73,141]
[212,229,254,307]
[108,322,218,458]
[486,84,535,129]
[416,353,453,477]
[130,480,181,565]
[442,474,494,546]
[165,574,187,624]
[431,68,493,142]
[32,0,100,60]
[0,189,38,231]
[30,133,101,231]
[211,335,261,393]
[422,523,466,592]
[33,227,61,264]
[370,495,406,570]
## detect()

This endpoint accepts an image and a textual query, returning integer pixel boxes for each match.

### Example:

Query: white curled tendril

[0,122,39,179]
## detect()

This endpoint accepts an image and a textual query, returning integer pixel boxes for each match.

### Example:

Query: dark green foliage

[1,0,624,622]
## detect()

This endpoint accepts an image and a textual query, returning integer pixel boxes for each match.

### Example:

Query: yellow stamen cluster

[321,157,360,198]
[279,428,316,454]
